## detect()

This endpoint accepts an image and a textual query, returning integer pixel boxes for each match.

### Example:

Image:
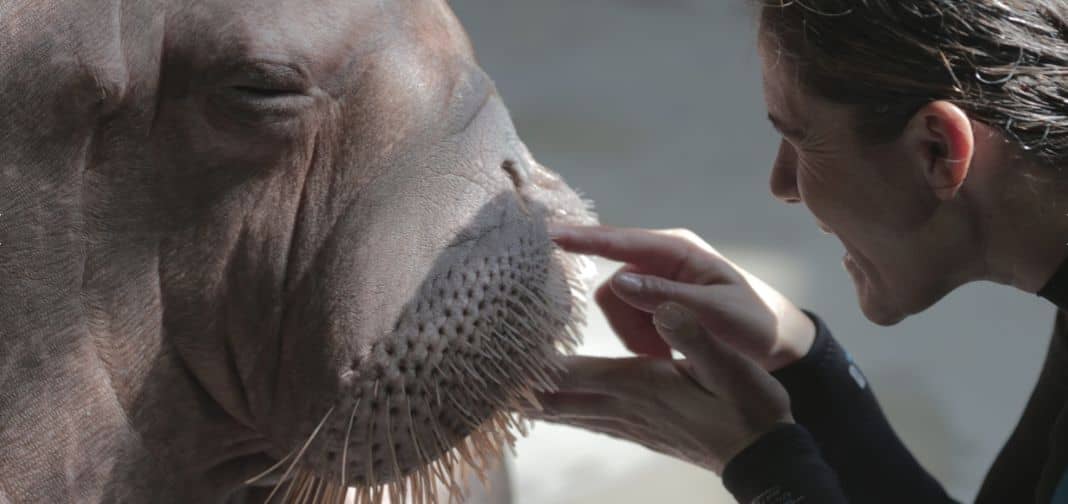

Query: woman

[530,2,1068,503]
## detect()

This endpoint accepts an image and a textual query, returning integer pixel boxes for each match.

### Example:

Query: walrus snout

[290,188,597,497]
[245,168,597,502]
[229,3,599,500]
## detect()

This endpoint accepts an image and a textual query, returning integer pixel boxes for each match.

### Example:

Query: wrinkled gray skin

[0,0,594,501]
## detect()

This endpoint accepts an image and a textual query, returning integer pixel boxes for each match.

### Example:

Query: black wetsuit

[722,259,1068,504]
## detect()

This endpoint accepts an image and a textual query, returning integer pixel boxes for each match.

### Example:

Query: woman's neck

[980,162,1068,294]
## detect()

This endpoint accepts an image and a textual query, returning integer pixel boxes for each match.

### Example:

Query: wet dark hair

[758,1,1068,164]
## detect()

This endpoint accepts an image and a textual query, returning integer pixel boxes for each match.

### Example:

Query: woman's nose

[770,140,802,204]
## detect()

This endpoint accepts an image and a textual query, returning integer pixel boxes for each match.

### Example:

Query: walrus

[0,0,597,502]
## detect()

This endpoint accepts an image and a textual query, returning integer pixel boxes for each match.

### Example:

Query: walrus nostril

[501,159,528,189]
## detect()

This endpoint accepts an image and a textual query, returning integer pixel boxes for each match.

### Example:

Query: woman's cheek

[794,154,841,218]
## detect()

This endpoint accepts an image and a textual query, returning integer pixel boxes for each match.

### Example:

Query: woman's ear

[903,101,975,200]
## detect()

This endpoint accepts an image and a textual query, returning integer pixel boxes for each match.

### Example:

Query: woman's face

[758,43,980,325]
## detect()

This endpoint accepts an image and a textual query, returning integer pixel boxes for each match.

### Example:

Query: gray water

[451,1,1054,502]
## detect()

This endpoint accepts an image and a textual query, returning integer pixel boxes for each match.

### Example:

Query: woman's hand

[531,302,793,474]
[549,224,815,371]
[526,224,817,471]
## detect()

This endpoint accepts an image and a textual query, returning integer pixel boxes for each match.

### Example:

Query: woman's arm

[723,423,848,503]
[723,311,958,503]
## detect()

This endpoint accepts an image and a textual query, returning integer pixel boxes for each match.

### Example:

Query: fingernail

[653,302,689,331]
[612,272,643,291]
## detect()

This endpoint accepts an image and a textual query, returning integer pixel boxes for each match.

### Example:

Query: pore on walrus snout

[255,197,599,503]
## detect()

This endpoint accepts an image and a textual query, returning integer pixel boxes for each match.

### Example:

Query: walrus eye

[212,62,315,123]
[230,85,303,98]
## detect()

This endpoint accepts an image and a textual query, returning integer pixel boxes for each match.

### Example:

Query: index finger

[551,355,671,397]
[549,224,705,278]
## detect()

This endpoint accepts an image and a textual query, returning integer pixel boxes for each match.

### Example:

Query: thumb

[652,301,765,396]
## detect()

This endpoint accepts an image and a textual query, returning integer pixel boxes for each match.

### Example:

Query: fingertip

[547,223,571,242]
[608,275,672,314]
[652,301,691,331]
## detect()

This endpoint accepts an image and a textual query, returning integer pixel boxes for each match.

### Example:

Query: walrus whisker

[245,449,296,485]
[454,358,486,388]
[340,397,361,487]
[494,320,541,363]
[364,391,378,492]
[312,477,326,503]
[464,437,492,488]
[458,360,502,408]
[421,395,459,488]
[383,394,405,496]
[279,467,305,504]
[370,481,383,504]
[265,406,334,504]
[502,406,529,437]
[421,407,453,487]
[452,436,479,474]
[403,392,429,473]
[478,337,505,361]
[481,348,513,386]
[516,385,545,412]
[295,475,309,504]
[439,387,481,431]
[296,473,315,504]
[388,476,399,503]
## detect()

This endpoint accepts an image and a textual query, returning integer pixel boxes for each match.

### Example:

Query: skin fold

[0,0,596,502]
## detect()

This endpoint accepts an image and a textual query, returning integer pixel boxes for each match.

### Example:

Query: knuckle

[625,360,665,397]
[632,358,661,382]
[662,228,704,246]
[660,227,698,243]
[593,358,636,384]
[647,359,680,386]
[661,228,721,258]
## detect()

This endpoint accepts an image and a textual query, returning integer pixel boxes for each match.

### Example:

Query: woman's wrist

[721,420,799,474]
[767,306,817,371]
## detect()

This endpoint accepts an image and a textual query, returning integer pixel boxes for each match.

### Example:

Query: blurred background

[449,1,1056,502]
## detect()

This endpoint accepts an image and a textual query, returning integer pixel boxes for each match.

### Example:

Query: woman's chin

[845,255,908,326]
[859,297,908,326]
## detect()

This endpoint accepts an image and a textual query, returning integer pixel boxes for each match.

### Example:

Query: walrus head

[0,0,595,502]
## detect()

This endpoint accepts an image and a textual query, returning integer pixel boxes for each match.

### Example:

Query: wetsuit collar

[1038,255,1068,310]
